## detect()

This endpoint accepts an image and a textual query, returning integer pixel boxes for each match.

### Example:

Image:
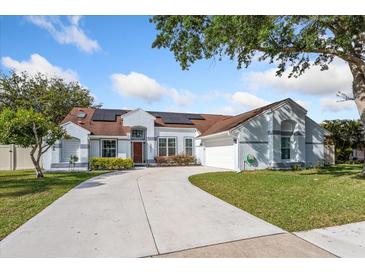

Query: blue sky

[0,15,359,122]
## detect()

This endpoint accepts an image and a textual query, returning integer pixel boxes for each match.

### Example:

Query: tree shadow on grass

[299,165,363,178]
[0,172,108,198]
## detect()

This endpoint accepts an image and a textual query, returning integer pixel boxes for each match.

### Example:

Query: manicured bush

[154,154,197,166]
[89,157,134,170]
[154,156,170,165]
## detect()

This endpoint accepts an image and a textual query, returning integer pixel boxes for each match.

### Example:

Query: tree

[0,108,64,177]
[150,15,365,170]
[321,119,365,162]
[0,71,99,124]
[0,72,99,177]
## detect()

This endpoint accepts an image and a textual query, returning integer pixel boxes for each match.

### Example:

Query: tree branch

[41,144,52,154]
[255,46,365,70]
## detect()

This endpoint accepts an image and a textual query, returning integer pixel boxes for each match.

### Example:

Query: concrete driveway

[0,166,332,257]
[295,221,365,257]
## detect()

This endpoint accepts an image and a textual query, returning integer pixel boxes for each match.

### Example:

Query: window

[158,137,176,156]
[184,138,193,156]
[102,140,116,157]
[158,138,167,156]
[131,129,145,140]
[168,138,176,156]
[281,137,290,160]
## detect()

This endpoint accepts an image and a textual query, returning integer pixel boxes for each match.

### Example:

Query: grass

[189,164,365,232]
[0,169,108,240]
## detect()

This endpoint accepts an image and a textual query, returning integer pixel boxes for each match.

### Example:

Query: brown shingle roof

[61,98,291,137]
[199,99,288,137]
[62,107,130,136]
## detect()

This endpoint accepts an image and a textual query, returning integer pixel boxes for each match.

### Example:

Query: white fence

[0,145,36,170]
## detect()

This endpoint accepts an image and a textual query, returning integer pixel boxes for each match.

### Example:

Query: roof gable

[199,99,289,137]
[121,108,156,120]
[61,121,91,134]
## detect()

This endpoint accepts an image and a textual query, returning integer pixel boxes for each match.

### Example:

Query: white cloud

[215,92,270,115]
[231,91,269,108]
[26,16,100,54]
[1,53,79,82]
[111,72,166,102]
[320,98,355,113]
[244,59,352,96]
[294,99,309,110]
[169,88,196,106]
[111,72,193,106]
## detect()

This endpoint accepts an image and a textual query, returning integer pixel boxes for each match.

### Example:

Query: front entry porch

[132,141,145,165]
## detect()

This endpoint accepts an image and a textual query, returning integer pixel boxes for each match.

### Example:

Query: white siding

[305,117,326,166]
[117,140,130,158]
[272,102,306,165]
[62,123,89,164]
[195,138,204,165]
[306,144,324,166]
[90,139,100,158]
[155,127,196,156]
[239,143,269,170]
[238,113,270,170]
[43,122,90,170]
[203,137,235,170]
[122,109,155,162]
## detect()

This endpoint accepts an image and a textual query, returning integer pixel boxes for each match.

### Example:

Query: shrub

[172,154,196,166]
[154,156,170,165]
[154,154,197,166]
[291,164,303,171]
[89,157,134,170]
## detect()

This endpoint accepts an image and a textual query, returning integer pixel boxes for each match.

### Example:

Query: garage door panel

[205,145,234,170]
[61,138,80,162]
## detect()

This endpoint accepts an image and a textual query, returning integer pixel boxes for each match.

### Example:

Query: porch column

[266,110,274,167]
[146,137,156,163]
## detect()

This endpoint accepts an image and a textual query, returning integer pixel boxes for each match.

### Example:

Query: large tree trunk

[30,142,44,178]
[349,62,365,174]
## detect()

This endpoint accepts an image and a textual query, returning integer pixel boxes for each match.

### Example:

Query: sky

[0,15,359,123]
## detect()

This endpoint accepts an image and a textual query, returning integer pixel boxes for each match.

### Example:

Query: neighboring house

[351,148,365,161]
[43,98,332,171]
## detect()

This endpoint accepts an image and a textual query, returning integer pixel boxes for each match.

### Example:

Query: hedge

[154,154,197,166]
[89,157,134,170]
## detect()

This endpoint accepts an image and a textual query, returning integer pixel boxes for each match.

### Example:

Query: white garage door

[204,144,235,170]
[61,138,80,162]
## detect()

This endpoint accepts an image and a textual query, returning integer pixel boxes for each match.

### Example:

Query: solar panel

[186,114,205,120]
[91,109,205,124]
[92,109,127,121]
[162,115,194,124]
[148,111,204,124]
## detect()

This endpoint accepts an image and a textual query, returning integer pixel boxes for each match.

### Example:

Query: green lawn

[189,165,365,232]
[0,169,108,240]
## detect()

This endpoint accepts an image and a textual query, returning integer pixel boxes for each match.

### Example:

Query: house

[351,148,365,161]
[43,98,332,171]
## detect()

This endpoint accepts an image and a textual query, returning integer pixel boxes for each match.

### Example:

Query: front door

[133,142,143,163]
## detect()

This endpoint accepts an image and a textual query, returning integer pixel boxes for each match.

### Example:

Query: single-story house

[43,98,332,171]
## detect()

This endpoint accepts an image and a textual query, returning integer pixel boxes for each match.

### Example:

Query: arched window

[131,127,146,140]
[280,120,296,160]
